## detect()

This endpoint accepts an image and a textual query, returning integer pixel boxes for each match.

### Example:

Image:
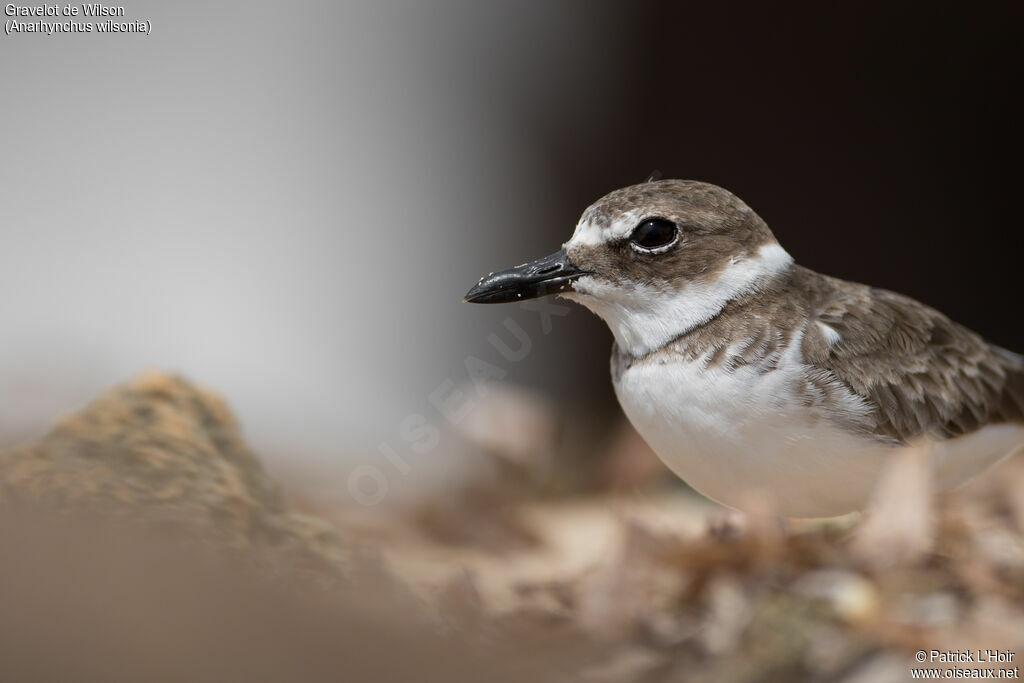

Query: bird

[463,180,1024,517]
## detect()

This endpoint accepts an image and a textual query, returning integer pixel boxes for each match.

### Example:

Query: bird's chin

[557,287,613,323]
[559,274,605,300]
[556,287,601,311]
[559,277,631,311]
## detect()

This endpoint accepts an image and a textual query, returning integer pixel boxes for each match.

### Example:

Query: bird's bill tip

[463,249,588,304]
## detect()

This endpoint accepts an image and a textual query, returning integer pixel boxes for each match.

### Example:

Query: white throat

[563,242,794,357]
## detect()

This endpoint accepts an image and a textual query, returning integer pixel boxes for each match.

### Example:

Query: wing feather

[797,268,1024,443]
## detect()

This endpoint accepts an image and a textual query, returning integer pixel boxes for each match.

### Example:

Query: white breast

[612,331,1024,517]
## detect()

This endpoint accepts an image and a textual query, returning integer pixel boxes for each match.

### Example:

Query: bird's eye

[629,218,678,250]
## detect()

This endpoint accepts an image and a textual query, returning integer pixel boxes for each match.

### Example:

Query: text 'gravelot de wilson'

[5,4,152,35]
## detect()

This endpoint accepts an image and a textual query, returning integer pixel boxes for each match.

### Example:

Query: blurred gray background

[0,1,620,481]
[2,1,1020,495]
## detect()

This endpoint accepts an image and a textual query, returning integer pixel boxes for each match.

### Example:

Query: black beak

[464,249,589,304]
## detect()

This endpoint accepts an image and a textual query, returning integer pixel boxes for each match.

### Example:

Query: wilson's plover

[464,180,1024,517]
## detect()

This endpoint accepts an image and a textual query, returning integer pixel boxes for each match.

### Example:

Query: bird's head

[465,180,794,356]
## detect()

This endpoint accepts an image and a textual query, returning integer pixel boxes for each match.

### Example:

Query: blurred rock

[0,503,537,683]
[0,371,349,578]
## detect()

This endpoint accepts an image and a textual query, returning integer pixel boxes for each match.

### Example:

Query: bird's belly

[613,356,891,517]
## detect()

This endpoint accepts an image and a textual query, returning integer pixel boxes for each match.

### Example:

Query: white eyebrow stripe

[565,210,644,248]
